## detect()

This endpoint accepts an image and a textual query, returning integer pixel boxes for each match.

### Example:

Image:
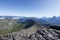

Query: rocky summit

[0,23,60,40]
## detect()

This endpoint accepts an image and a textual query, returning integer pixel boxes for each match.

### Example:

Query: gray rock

[0,25,60,40]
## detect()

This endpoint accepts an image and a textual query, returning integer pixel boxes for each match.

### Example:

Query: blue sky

[0,0,60,17]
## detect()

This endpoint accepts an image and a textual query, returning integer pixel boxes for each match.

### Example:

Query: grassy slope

[0,19,27,35]
[0,23,26,35]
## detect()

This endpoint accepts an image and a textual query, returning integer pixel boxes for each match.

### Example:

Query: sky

[0,0,60,17]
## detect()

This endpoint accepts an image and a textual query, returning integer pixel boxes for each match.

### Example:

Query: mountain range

[18,16,60,26]
[0,16,60,25]
[0,16,60,40]
[0,17,60,40]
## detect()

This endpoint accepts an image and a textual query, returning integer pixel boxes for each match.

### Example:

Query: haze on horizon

[0,0,60,17]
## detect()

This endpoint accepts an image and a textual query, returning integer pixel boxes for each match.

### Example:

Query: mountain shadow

[50,25,60,30]
[23,19,36,29]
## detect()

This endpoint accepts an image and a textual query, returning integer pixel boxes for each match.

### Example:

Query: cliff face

[0,24,60,40]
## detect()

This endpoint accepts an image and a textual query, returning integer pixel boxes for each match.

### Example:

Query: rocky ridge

[0,23,60,40]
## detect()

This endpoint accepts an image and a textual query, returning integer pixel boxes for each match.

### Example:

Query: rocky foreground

[0,24,60,40]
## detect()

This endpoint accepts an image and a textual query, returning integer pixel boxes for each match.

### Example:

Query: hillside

[0,18,26,35]
[0,17,60,40]
[0,18,60,40]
